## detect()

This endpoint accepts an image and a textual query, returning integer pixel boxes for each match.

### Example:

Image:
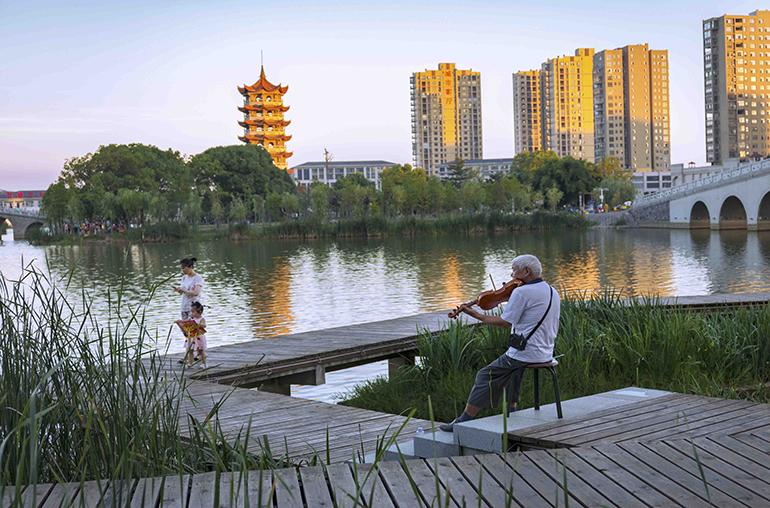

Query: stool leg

[550,367,563,419]
[533,368,540,410]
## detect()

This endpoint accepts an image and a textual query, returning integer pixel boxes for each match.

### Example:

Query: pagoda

[238,66,293,170]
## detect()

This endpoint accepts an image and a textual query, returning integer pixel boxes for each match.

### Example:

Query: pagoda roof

[238,66,289,95]
[238,119,291,128]
[238,104,290,113]
[239,133,292,142]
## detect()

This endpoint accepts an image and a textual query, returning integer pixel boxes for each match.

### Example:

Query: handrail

[633,159,770,209]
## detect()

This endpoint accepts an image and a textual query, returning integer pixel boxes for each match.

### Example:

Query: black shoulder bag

[509,286,554,351]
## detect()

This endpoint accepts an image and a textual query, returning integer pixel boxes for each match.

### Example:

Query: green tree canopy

[190,145,295,207]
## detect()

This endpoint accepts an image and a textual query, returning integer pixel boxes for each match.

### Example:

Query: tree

[447,158,475,188]
[58,143,189,224]
[595,157,631,180]
[309,183,329,222]
[510,150,559,185]
[183,193,203,225]
[594,177,637,209]
[190,145,295,204]
[546,187,564,210]
[531,156,600,207]
[251,194,265,223]
[209,193,224,226]
[228,196,247,224]
[265,192,283,221]
[42,181,70,231]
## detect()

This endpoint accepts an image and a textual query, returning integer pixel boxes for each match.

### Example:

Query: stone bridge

[632,158,770,230]
[0,208,46,240]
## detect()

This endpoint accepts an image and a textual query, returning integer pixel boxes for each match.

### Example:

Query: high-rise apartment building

[704,10,770,164]
[593,49,626,164]
[512,70,542,153]
[593,44,670,171]
[411,63,482,174]
[541,48,595,161]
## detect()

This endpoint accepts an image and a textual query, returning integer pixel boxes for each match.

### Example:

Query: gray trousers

[467,353,528,409]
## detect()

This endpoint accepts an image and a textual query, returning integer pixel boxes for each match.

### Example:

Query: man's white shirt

[500,280,561,363]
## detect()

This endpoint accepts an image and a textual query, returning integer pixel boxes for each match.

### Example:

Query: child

[184,301,208,367]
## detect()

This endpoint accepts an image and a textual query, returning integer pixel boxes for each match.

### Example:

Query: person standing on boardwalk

[440,254,561,432]
[174,257,204,320]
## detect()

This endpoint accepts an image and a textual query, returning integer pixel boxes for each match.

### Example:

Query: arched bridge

[632,159,770,230]
[0,208,46,239]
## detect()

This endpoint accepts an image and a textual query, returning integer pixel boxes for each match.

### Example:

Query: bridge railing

[0,207,46,219]
[633,159,770,209]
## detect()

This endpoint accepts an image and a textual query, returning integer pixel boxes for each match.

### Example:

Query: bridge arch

[719,195,748,230]
[0,213,45,240]
[757,192,770,231]
[689,201,710,229]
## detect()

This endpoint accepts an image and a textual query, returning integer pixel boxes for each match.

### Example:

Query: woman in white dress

[174,257,204,320]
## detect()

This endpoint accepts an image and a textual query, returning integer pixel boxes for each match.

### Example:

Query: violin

[448,278,524,319]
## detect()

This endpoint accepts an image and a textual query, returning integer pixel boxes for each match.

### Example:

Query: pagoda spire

[237,65,292,170]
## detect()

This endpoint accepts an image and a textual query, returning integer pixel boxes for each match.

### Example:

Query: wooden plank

[324,463,361,508]
[156,475,190,508]
[516,393,688,438]
[570,446,678,507]
[508,452,581,507]
[619,441,746,506]
[525,449,614,507]
[187,471,218,508]
[129,477,163,508]
[663,439,770,503]
[40,483,79,508]
[69,479,110,507]
[449,454,517,508]
[592,443,711,507]
[18,483,53,508]
[99,479,136,507]
[643,440,767,507]
[423,457,483,507]
[375,460,426,508]
[565,399,749,446]
[694,436,770,482]
[534,395,730,443]
[475,453,548,508]
[1,485,25,507]
[353,464,396,508]
[706,435,770,471]
[392,459,452,507]
[299,466,334,508]
[637,402,764,442]
[555,448,647,508]
[273,467,302,508]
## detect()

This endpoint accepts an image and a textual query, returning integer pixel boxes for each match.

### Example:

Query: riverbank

[28,211,588,245]
[340,296,770,422]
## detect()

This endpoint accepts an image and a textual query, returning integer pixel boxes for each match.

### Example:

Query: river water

[2,227,769,401]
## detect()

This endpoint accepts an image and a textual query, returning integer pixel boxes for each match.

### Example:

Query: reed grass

[0,264,295,494]
[249,211,587,240]
[342,295,770,422]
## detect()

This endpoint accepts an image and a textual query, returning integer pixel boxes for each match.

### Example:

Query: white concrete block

[413,429,460,458]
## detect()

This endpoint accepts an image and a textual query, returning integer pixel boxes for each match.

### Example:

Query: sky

[0,0,759,189]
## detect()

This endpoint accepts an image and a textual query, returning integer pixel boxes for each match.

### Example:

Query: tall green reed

[0,264,292,493]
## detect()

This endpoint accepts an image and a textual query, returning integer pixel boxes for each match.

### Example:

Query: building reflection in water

[250,256,294,337]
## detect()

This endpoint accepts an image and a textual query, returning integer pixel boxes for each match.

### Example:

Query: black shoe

[439,421,455,432]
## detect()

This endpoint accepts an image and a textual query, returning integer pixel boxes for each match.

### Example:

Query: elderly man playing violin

[440,254,561,432]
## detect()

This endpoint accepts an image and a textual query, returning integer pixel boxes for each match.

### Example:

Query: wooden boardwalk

[164,292,770,392]
[509,392,770,449]
[179,380,429,464]
[7,433,770,507]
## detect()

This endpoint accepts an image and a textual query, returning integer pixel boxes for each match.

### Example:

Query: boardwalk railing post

[388,353,416,377]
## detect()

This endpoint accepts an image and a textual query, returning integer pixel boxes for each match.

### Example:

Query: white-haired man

[440,254,561,432]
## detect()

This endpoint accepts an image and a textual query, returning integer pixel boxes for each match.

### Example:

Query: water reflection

[3,229,770,355]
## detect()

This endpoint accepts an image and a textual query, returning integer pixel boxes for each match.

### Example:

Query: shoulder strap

[525,286,554,341]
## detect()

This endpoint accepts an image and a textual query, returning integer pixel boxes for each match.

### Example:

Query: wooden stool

[508,359,563,418]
